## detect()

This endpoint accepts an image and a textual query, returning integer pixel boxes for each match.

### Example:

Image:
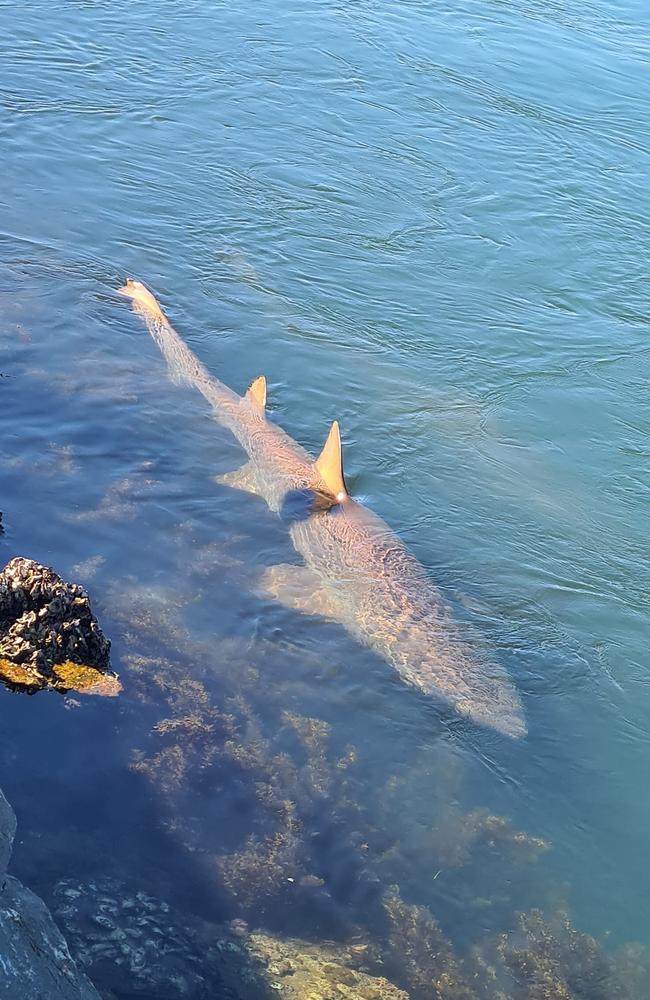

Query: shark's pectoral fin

[216,461,261,496]
[259,564,342,620]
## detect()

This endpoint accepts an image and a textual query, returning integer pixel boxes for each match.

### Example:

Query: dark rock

[0,787,102,999]
[0,557,120,696]
[0,788,16,875]
[0,877,102,1000]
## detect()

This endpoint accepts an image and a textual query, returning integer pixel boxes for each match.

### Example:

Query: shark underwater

[117,279,526,739]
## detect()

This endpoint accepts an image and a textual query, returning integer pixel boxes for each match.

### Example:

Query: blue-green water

[2,0,650,994]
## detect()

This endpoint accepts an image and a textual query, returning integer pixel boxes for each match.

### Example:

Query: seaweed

[101,577,650,1000]
[613,943,650,1000]
[468,909,634,1000]
[217,810,303,910]
[377,886,476,1000]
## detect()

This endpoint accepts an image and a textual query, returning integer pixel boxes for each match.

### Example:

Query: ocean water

[1,0,650,995]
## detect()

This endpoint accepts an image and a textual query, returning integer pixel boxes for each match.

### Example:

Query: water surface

[2,0,650,994]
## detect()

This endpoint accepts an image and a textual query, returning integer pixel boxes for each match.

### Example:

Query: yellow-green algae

[0,657,42,691]
[52,660,122,697]
[221,931,410,1000]
[0,657,120,697]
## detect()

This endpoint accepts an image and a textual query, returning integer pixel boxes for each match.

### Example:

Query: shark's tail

[117,278,168,322]
[117,278,239,411]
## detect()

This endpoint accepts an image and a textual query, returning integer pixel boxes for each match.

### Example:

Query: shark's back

[291,499,526,738]
[118,279,526,739]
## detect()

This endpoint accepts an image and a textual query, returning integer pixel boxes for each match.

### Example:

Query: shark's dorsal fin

[246,375,267,409]
[315,421,348,502]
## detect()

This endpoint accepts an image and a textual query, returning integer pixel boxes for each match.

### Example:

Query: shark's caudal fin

[246,375,267,409]
[117,278,167,322]
[315,421,348,502]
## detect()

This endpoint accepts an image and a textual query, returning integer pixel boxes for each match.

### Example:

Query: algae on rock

[226,930,410,1000]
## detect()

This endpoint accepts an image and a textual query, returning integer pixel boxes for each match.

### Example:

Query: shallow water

[2,0,650,994]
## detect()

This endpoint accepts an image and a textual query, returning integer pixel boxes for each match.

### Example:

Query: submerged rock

[0,788,16,875]
[0,557,120,695]
[53,877,409,1000]
[0,877,102,1000]
[0,787,101,999]
[224,930,411,1000]
[52,878,233,1000]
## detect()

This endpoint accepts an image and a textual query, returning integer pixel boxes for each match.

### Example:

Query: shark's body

[118,279,525,738]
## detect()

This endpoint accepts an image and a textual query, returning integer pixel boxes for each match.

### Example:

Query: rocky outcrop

[0,788,101,1000]
[0,557,120,695]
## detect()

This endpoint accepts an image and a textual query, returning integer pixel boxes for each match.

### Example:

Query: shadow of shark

[117,279,525,739]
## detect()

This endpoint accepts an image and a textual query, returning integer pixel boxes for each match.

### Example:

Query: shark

[117,278,526,738]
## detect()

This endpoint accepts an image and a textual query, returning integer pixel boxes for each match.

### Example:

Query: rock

[0,785,102,999]
[0,788,17,875]
[52,878,235,1000]
[222,931,411,1000]
[52,877,410,1000]
[0,876,101,1000]
[0,557,120,696]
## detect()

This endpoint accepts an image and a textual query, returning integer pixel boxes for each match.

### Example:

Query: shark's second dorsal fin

[315,421,348,502]
[246,375,267,409]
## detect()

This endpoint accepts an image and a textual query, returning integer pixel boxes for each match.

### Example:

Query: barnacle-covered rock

[52,878,235,1000]
[0,557,119,695]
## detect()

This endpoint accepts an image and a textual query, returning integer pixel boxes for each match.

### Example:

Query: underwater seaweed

[612,942,650,1000]
[467,909,635,1000]
[501,909,630,1000]
[217,812,304,911]
[377,886,476,1000]
[100,567,650,1000]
